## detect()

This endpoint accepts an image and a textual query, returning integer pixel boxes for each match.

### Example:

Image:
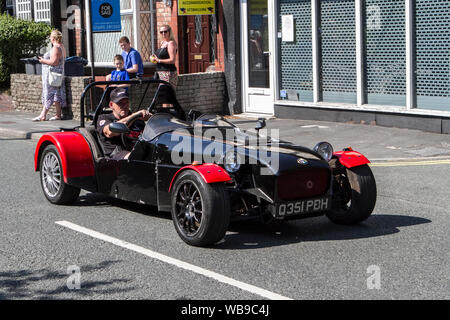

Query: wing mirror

[255,118,266,131]
[109,122,130,134]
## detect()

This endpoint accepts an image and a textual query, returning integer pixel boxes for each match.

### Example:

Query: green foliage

[0,13,52,87]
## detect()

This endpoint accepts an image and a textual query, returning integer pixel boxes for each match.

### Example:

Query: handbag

[48,70,63,87]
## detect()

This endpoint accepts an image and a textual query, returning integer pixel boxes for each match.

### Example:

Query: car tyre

[40,144,80,205]
[171,170,230,247]
[326,164,376,225]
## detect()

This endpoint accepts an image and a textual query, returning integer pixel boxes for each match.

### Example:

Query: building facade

[9,0,450,132]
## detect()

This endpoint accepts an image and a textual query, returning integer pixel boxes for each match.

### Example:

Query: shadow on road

[0,260,135,299]
[73,193,169,220]
[214,214,431,250]
[69,194,431,250]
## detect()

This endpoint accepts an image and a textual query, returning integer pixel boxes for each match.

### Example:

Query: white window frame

[34,0,51,23]
[15,0,33,20]
[85,0,150,67]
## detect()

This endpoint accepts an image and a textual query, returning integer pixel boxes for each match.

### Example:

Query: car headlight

[313,141,334,162]
[223,152,241,173]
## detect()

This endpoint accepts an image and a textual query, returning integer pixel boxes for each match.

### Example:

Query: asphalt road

[0,135,449,301]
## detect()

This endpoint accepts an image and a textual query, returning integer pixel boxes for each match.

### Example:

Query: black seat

[78,126,106,159]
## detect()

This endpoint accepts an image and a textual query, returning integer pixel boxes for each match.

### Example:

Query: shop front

[239,0,450,132]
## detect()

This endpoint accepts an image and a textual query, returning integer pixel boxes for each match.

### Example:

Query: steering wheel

[121,112,145,151]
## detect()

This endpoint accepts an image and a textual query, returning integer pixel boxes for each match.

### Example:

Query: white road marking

[301,125,329,129]
[55,220,292,300]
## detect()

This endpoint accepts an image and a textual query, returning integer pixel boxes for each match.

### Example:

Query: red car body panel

[34,132,95,182]
[333,150,370,168]
[169,163,232,192]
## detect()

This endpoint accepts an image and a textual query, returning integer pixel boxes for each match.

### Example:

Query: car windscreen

[141,113,191,141]
[194,114,235,128]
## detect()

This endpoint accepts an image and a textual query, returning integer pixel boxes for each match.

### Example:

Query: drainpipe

[150,0,155,54]
[79,0,87,58]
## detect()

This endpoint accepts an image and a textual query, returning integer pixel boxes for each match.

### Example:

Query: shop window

[278,0,312,102]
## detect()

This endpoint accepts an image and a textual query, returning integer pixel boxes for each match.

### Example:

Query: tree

[0,13,52,86]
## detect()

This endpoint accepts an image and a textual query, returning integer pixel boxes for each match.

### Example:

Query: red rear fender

[34,132,95,182]
[333,150,370,168]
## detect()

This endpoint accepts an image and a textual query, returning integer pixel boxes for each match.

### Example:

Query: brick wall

[11,71,226,120]
[176,72,226,114]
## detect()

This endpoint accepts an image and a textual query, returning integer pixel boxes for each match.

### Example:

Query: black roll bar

[79,79,171,128]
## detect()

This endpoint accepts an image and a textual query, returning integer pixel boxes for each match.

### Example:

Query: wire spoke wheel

[39,145,80,205]
[42,152,62,197]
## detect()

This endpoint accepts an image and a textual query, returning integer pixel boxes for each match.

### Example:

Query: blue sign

[91,0,121,33]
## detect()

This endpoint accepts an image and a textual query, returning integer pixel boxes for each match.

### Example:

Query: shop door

[241,0,275,114]
[187,15,213,73]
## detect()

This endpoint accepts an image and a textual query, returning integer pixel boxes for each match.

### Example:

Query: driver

[97,88,152,160]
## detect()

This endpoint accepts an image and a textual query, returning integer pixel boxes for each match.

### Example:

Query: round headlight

[223,152,241,173]
[313,141,334,162]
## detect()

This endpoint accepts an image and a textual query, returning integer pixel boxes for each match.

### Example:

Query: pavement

[1,108,450,162]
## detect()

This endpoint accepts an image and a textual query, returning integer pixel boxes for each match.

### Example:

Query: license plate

[276,196,330,217]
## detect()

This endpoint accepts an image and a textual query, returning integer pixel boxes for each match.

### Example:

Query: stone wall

[10,74,90,120]
[10,71,226,120]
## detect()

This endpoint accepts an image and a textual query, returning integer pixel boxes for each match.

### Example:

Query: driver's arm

[103,110,152,138]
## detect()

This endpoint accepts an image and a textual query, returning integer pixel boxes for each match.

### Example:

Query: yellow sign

[178,0,215,16]
[249,0,267,15]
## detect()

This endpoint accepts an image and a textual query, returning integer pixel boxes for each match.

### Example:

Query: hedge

[0,13,52,87]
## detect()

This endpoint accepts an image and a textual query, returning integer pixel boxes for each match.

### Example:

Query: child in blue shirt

[106,55,130,87]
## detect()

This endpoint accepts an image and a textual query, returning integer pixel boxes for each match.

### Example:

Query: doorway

[241,0,275,114]
[186,15,216,73]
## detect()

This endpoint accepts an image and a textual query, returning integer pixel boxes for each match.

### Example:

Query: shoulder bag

[48,70,63,87]
[48,46,65,87]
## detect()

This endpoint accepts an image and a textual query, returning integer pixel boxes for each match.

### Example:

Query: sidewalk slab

[0,111,79,140]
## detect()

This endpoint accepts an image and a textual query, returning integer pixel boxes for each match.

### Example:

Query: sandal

[49,116,61,121]
[32,116,46,121]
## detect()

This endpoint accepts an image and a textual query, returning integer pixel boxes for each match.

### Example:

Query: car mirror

[109,122,130,134]
[255,118,266,131]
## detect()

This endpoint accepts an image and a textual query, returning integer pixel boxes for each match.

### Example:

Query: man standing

[97,88,151,160]
[119,36,144,79]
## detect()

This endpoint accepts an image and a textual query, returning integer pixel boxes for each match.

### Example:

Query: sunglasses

[160,30,169,34]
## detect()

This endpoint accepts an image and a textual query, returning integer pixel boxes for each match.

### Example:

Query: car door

[114,140,158,206]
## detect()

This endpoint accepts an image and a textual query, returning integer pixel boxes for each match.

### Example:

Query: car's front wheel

[326,164,376,225]
[40,144,80,205]
[171,170,230,246]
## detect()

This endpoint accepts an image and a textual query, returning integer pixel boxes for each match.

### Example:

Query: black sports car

[34,80,376,246]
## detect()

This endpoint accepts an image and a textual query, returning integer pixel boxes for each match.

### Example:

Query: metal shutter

[415,0,450,110]
[365,0,406,106]
[320,0,357,104]
[279,0,313,102]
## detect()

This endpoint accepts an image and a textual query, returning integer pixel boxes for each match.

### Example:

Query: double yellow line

[370,159,450,167]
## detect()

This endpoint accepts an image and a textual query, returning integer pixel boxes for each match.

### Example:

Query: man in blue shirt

[119,36,144,78]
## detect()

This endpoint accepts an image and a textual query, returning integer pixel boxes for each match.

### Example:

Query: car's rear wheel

[171,170,230,246]
[326,164,376,225]
[40,144,80,205]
